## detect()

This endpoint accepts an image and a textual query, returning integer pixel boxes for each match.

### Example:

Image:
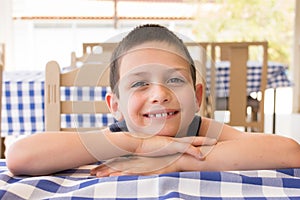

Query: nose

[149,84,171,104]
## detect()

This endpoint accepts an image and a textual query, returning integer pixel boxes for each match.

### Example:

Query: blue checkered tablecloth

[1,71,115,137]
[206,61,292,97]
[2,71,45,136]
[0,159,299,199]
[1,61,292,136]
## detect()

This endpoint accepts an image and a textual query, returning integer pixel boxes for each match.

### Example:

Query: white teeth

[147,112,176,118]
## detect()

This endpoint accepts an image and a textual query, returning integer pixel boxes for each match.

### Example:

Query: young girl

[6,24,300,176]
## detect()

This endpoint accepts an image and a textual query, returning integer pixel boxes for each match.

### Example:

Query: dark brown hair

[109,24,196,96]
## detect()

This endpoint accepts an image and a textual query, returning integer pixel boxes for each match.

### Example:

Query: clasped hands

[90,135,216,177]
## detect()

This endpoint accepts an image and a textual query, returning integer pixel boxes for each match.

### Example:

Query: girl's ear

[105,92,124,121]
[195,83,203,112]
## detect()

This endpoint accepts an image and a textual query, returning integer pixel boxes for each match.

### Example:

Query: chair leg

[0,138,5,158]
[250,110,259,132]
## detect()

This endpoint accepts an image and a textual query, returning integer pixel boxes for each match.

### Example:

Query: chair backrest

[185,42,211,117]
[70,51,112,68]
[83,43,117,55]
[45,61,113,132]
[0,43,4,69]
[70,43,118,68]
[209,41,268,132]
[0,62,4,157]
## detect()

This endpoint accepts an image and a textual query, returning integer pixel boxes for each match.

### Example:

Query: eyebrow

[166,67,190,74]
[123,66,191,81]
[130,67,189,75]
[125,71,150,78]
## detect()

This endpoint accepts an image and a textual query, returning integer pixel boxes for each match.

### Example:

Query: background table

[1,62,292,137]
[206,61,292,133]
[206,61,292,97]
[1,71,115,137]
[0,159,300,199]
[2,71,45,136]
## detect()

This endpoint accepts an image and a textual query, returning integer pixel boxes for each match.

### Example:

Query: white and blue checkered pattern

[1,71,115,137]
[2,71,45,136]
[1,61,292,136]
[0,159,299,199]
[59,86,115,129]
[206,61,292,97]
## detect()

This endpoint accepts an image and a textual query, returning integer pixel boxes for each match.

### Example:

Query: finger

[110,169,147,176]
[97,167,136,177]
[90,157,128,175]
[90,165,106,175]
[172,142,206,160]
[109,171,143,177]
[109,171,127,177]
[122,168,164,176]
[95,167,116,177]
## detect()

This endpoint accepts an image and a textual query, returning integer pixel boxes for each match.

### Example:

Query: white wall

[292,0,300,113]
[0,0,13,69]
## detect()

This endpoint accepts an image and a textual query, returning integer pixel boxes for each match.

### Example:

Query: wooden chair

[70,43,117,68]
[82,43,117,55]
[185,42,211,117]
[0,62,4,158]
[70,51,112,68]
[209,42,268,132]
[0,43,4,69]
[45,61,112,132]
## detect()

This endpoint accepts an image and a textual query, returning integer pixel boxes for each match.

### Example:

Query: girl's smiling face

[108,42,202,137]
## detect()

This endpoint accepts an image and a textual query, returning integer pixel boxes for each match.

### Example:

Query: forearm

[6,128,214,176]
[6,129,141,175]
[7,132,94,175]
[179,134,300,171]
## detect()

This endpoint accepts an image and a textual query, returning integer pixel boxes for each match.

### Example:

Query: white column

[292,0,300,113]
[0,0,13,69]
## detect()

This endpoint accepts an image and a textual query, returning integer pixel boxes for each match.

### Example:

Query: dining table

[1,61,292,137]
[206,61,292,97]
[1,70,115,137]
[0,159,300,199]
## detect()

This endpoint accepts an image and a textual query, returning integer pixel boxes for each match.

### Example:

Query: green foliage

[192,0,295,65]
